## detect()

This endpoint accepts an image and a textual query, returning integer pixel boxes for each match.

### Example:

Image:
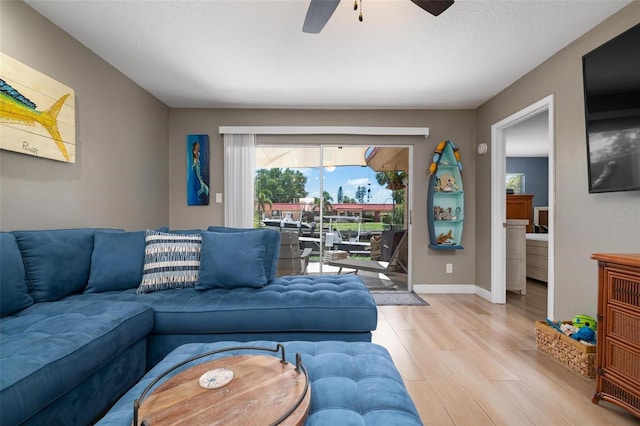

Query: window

[506,173,525,194]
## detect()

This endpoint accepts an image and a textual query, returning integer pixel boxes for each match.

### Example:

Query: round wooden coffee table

[135,354,310,425]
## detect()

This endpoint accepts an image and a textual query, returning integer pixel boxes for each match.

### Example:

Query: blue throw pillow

[137,230,202,294]
[13,229,114,302]
[206,226,280,282]
[196,231,267,289]
[0,233,34,316]
[85,231,146,293]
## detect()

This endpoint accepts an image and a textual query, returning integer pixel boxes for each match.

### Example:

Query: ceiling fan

[303,0,454,33]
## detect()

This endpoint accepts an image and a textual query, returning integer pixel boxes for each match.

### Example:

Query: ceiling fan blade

[410,0,454,16]
[303,0,341,33]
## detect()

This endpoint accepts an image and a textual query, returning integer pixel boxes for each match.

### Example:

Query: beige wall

[0,1,170,231]
[475,3,640,319]
[168,108,476,286]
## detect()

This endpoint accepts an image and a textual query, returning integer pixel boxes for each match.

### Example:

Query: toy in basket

[534,319,596,378]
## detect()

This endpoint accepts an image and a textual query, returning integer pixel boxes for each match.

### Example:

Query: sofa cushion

[196,231,267,289]
[95,341,421,425]
[86,230,146,293]
[75,275,376,335]
[137,230,202,294]
[207,226,280,282]
[0,233,34,316]
[0,299,154,426]
[13,228,114,302]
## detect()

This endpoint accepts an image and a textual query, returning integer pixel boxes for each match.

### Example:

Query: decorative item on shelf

[438,173,458,192]
[436,230,454,245]
[433,206,445,220]
[429,140,463,176]
[434,206,460,221]
[427,140,464,250]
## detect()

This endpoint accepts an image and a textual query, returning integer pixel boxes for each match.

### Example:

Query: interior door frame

[490,95,555,319]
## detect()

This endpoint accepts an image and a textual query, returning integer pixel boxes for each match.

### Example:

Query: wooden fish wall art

[0,52,75,163]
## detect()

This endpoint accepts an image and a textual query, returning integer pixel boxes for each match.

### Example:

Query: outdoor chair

[328,230,408,275]
[276,230,312,276]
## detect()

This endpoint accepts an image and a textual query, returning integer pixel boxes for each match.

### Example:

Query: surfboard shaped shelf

[427,140,464,250]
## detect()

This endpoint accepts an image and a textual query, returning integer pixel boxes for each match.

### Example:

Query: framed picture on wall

[0,52,76,163]
[187,134,210,205]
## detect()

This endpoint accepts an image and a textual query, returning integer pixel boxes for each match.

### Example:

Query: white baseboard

[474,286,492,302]
[413,284,493,303]
[413,284,475,293]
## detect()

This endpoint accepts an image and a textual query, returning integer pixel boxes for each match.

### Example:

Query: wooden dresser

[526,235,548,282]
[591,253,640,418]
[506,194,534,233]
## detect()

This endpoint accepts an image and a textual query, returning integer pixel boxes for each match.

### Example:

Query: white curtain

[223,133,255,228]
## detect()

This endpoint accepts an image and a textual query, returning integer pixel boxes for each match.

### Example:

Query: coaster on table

[198,368,234,390]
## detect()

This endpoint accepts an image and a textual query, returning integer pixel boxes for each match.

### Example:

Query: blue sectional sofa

[0,228,377,425]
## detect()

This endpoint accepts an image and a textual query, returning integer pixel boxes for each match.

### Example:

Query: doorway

[254,144,412,292]
[220,125,428,293]
[490,95,555,319]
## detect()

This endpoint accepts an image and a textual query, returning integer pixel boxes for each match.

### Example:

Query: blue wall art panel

[187,134,210,206]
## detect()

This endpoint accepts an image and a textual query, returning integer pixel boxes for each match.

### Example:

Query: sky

[295,165,395,204]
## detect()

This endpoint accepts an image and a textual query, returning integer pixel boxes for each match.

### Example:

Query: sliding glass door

[254,144,411,291]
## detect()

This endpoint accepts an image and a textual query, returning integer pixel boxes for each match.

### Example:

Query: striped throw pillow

[136,230,202,294]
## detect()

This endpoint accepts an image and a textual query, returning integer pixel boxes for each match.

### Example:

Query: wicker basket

[534,320,596,379]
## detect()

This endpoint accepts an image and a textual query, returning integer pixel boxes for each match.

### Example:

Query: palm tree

[314,191,333,213]
[255,189,273,218]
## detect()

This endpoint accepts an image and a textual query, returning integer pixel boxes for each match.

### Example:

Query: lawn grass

[327,222,386,232]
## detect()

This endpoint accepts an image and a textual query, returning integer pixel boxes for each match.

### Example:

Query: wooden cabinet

[526,236,548,282]
[506,194,534,233]
[591,253,640,418]
[506,219,528,294]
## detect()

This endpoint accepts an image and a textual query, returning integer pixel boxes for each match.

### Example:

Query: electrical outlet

[446,263,453,274]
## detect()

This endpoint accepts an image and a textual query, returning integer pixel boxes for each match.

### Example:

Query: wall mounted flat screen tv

[582,23,640,193]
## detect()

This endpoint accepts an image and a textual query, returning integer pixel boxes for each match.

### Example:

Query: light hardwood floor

[372,282,638,425]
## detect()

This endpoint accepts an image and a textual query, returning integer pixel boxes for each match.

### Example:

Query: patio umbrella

[256,145,369,169]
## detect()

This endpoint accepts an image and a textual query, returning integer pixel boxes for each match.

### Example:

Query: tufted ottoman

[96,341,422,425]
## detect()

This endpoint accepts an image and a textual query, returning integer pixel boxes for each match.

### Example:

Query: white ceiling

[506,110,550,157]
[25,0,631,110]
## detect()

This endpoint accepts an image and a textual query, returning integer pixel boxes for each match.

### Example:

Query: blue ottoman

[97,341,422,425]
